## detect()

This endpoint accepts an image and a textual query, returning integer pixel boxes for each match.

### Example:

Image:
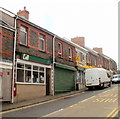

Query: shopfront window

[25,70,31,83]
[17,69,24,82]
[17,63,46,84]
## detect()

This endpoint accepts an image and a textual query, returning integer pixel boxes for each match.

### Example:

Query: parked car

[112,74,120,83]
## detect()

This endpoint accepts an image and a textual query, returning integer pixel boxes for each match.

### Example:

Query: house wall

[1,28,14,61]
[55,38,76,67]
[16,20,76,66]
[16,20,52,61]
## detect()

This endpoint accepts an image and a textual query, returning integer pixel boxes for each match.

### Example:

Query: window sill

[16,82,46,85]
[39,50,46,53]
[19,43,29,48]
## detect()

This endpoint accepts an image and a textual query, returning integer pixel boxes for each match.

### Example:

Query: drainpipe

[52,35,56,96]
[11,15,18,103]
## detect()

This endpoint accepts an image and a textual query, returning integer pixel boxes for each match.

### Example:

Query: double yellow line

[0,92,81,115]
[106,107,120,118]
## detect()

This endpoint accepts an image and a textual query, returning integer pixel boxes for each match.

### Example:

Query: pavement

[1,88,86,112]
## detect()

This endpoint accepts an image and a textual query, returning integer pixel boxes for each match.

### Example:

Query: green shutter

[55,67,75,94]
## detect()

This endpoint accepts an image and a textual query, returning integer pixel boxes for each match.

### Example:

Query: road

[1,84,119,118]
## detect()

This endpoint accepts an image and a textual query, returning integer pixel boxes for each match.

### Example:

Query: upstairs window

[20,26,27,45]
[69,47,72,59]
[58,43,62,55]
[40,34,45,51]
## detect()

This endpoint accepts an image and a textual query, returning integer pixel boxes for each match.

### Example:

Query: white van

[85,68,111,89]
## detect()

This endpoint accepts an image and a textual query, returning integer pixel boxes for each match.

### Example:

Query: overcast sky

[1,0,119,68]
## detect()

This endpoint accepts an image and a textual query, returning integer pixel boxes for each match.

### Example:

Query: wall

[1,28,14,62]
[14,84,46,102]
[17,20,76,67]
[16,20,53,61]
[55,38,76,67]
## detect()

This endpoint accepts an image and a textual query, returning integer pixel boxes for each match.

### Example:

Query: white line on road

[80,96,96,103]
[42,108,64,117]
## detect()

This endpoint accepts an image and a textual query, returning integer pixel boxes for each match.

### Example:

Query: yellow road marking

[111,109,119,117]
[112,98,117,102]
[70,104,78,108]
[106,107,120,118]
[0,92,82,115]
[1,86,118,115]
[93,98,117,103]
[106,107,118,118]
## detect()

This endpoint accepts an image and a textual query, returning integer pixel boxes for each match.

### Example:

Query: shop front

[54,63,76,94]
[76,66,85,90]
[14,54,51,102]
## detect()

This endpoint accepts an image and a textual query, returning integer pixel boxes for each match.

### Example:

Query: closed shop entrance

[54,64,76,94]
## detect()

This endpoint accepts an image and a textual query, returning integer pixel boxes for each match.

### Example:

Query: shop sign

[76,56,81,61]
[22,54,29,60]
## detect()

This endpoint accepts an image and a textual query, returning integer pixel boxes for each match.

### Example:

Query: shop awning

[55,63,77,71]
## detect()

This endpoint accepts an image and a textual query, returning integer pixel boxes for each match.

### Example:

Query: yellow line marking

[111,109,119,117]
[70,104,78,108]
[112,98,117,102]
[106,107,118,118]
[1,92,82,114]
[1,86,118,115]
[104,98,111,102]
[107,107,120,119]
[99,98,107,102]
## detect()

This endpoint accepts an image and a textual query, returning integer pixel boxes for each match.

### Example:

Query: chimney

[17,6,29,20]
[71,37,85,47]
[93,47,103,54]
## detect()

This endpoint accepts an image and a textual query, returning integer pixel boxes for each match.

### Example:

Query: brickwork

[1,28,14,61]
[16,44,52,61]
[17,7,29,20]
[29,29,39,48]
[55,57,75,67]
[16,21,76,66]
[71,37,85,47]
[46,36,53,53]
[93,47,103,54]
[55,38,76,65]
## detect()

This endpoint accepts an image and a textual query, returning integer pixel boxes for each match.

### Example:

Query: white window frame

[20,26,27,45]
[69,47,72,59]
[16,60,49,85]
[58,43,62,55]
[40,34,45,51]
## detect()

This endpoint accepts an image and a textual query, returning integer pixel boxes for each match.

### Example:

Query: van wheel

[88,87,93,90]
[108,82,111,87]
[101,83,104,88]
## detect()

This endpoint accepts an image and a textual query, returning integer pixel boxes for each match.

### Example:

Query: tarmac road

[1,84,119,118]
[45,85,119,118]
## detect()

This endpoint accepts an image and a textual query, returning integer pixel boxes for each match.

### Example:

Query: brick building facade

[0,7,117,103]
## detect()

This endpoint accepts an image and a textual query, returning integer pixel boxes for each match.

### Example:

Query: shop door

[2,69,12,101]
[0,75,2,100]
[55,67,75,94]
[46,68,50,95]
